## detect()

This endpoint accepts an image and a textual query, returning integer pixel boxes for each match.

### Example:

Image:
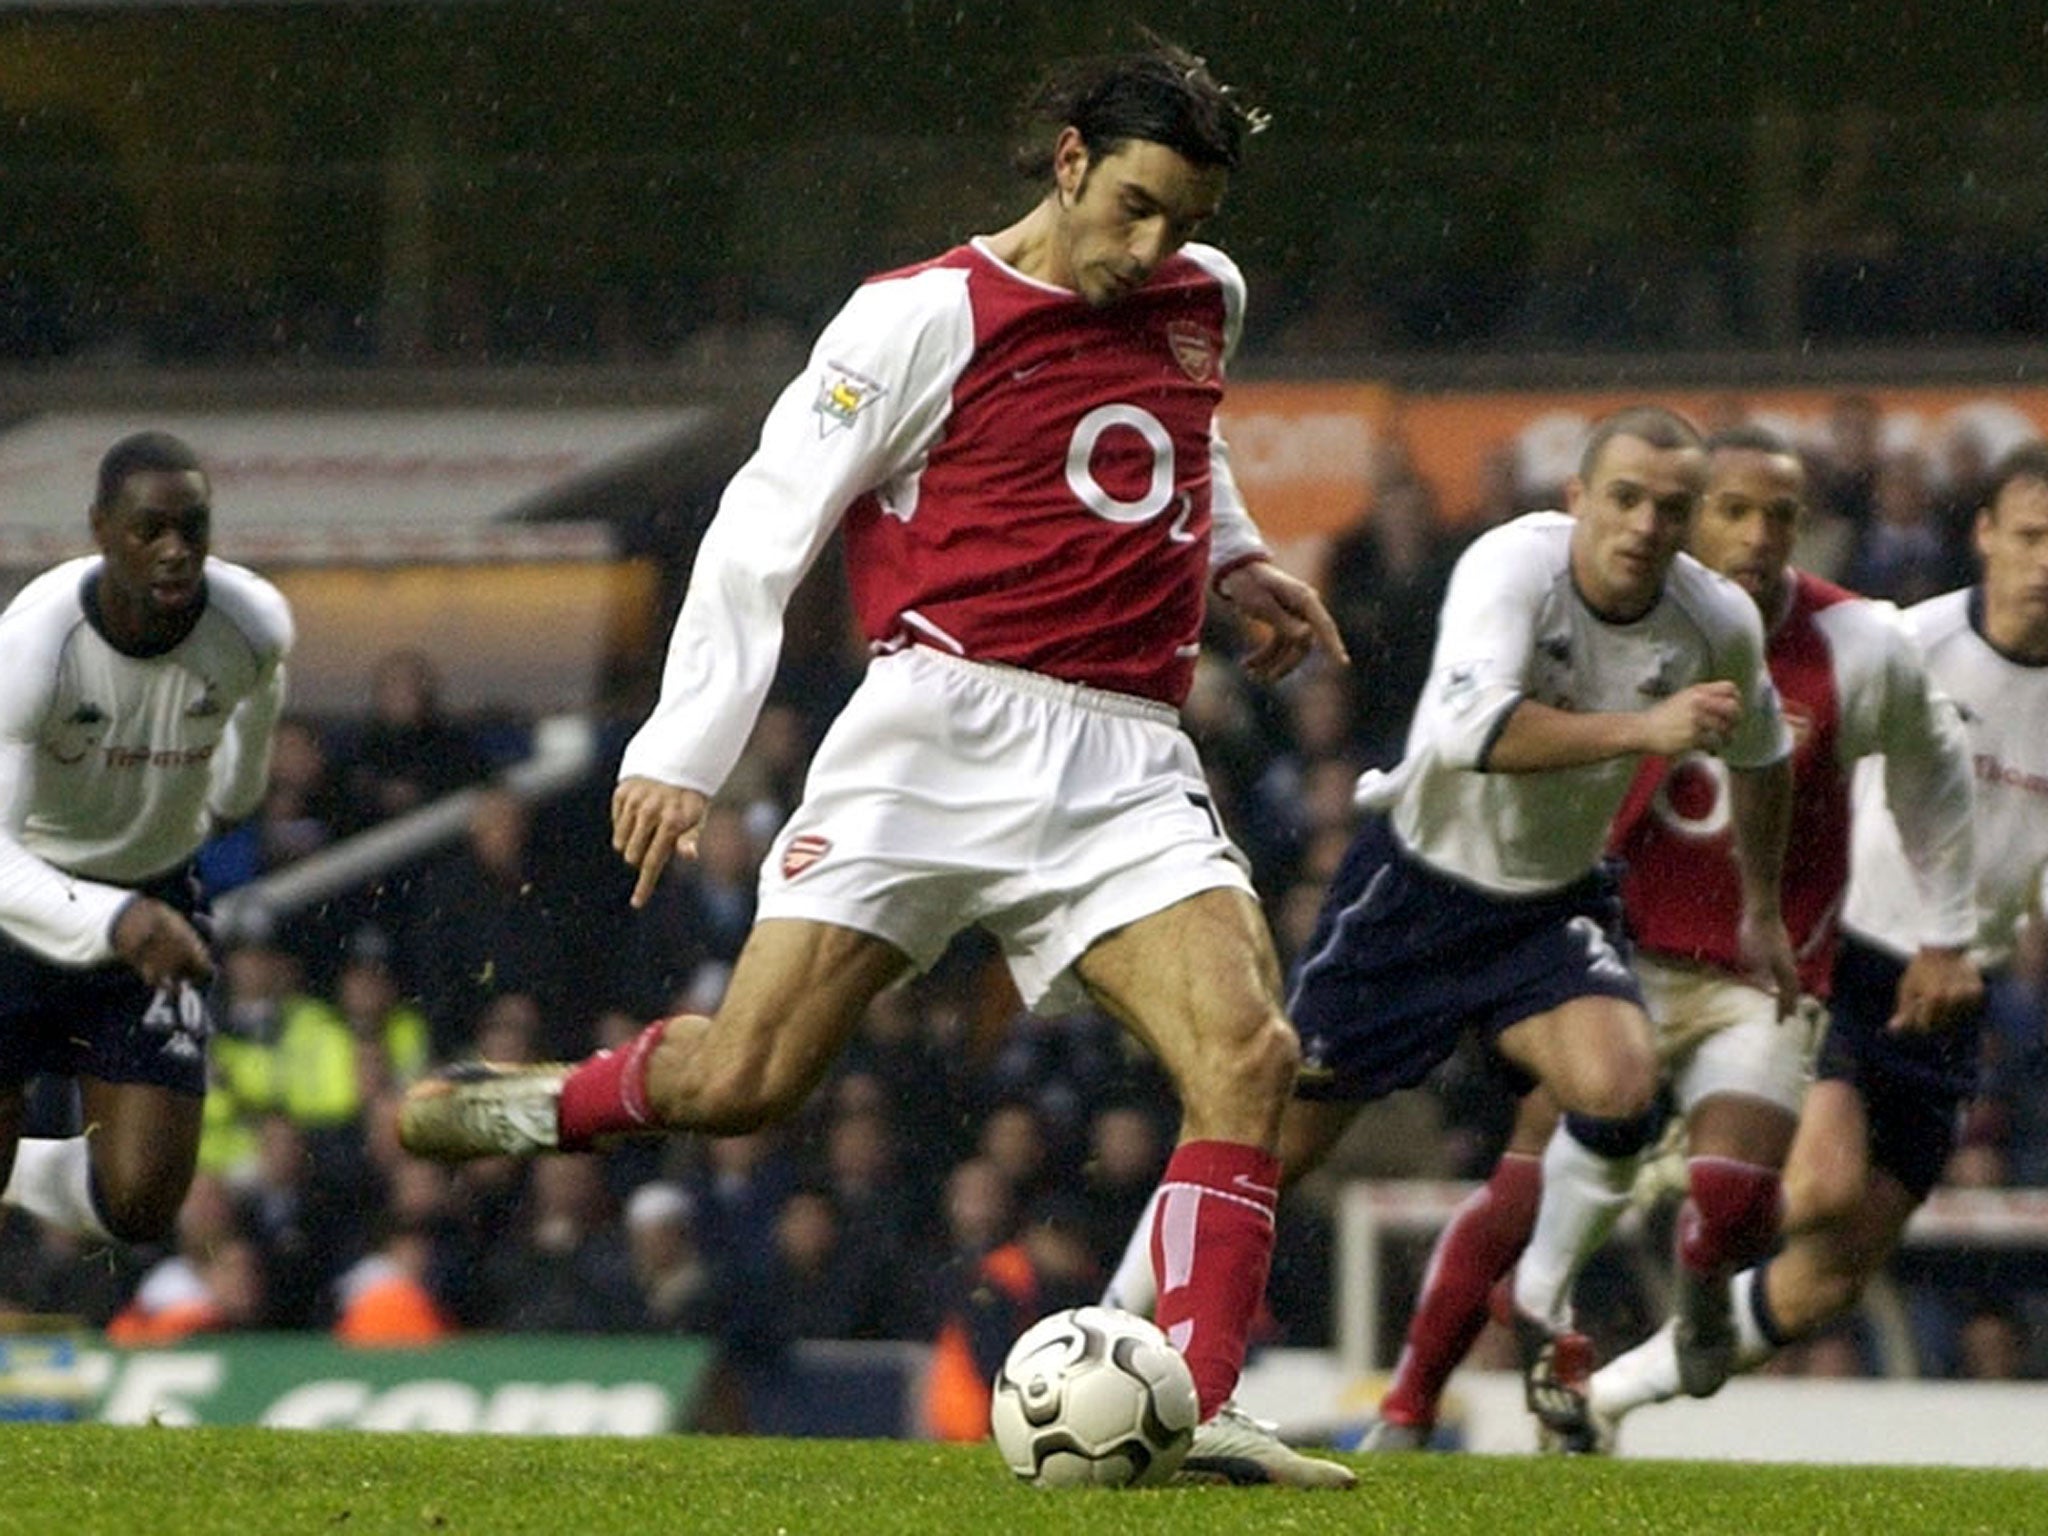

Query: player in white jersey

[1347,426,1975,1451]
[0,431,292,1247]
[1101,405,1797,1440]
[1585,440,2048,1444]
[400,42,1354,1488]
[1506,428,1975,1445]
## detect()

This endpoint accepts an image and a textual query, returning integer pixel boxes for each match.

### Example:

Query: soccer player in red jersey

[401,40,1353,1487]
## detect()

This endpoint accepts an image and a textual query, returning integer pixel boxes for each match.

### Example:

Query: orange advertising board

[1221,380,2048,544]
[1215,380,1398,542]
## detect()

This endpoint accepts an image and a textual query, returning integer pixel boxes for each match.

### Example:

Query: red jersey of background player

[1609,570,1970,997]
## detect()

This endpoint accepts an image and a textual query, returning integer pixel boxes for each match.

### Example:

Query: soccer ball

[989,1305,1199,1489]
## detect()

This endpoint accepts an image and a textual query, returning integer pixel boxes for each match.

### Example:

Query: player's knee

[1566,1094,1669,1161]
[1562,1053,1660,1126]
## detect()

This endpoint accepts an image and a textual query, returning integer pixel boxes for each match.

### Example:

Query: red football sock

[1379,1153,1541,1429]
[556,1019,667,1150]
[1149,1140,1280,1420]
[1677,1156,1782,1277]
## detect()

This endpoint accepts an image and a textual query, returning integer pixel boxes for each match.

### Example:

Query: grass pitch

[5,1426,2045,1536]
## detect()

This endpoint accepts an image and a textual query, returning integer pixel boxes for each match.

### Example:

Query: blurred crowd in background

[3,401,2045,1428]
[8,13,2048,373]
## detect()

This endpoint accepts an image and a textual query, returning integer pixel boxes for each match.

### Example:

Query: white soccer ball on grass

[989,1305,1199,1489]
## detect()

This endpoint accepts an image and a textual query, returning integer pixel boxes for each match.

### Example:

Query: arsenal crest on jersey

[1166,321,1218,383]
[781,833,832,880]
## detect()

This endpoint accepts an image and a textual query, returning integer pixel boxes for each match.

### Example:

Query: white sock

[1589,1267,1781,1428]
[1589,1319,1683,1421]
[1100,1186,1162,1317]
[1513,1124,1636,1327]
[1730,1266,1780,1371]
[4,1137,112,1242]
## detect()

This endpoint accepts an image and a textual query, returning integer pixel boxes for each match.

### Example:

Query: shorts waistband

[900,644,1179,727]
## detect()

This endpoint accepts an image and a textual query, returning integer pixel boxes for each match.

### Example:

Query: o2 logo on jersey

[1065,404,1197,543]
[1652,753,1730,839]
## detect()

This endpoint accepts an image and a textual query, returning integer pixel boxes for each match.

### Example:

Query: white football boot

[399,1061,569,1160]
[1179,1401,1357,1489]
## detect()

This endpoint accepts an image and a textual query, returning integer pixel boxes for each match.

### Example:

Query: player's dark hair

[1578,405,1703,483]
[1705,423,1796,458]
[95,430,204,511]
[1012,35,1265,180]
[1984,440,2048,515]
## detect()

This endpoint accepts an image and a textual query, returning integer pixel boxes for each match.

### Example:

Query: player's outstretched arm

[611,777,709,909]
[1214,559,1349,684]
[1481,682,1743,773]
[1729,756,1796,1018]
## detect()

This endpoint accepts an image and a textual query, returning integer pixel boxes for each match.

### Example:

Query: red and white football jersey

[1609,571,1974,996]
[620,239,1269,797]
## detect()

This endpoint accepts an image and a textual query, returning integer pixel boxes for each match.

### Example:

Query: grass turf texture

[6,1427,2044,1535]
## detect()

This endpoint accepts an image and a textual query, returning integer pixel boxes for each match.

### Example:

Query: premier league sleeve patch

[813,362,886,437]
[1440,661,1485,716]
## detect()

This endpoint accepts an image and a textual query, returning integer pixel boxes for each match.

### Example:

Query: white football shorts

[755,645,1253,1013]
[1634,953,1824,1115]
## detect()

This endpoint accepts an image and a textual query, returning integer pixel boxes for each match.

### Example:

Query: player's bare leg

[1776,1079,1871,1235]
[5,1081,202,1245]
[1275,1097,1365,1185]
[1078,887,1354,1489]
[400,918,909,1157]
[632,922,910,1133]
[1756,1080,1918,1339]
[81,1080,202,1242]
[1587,1080,1910,1435]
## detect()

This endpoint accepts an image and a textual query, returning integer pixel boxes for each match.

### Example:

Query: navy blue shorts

[1288,815,1642,1105]
[1817,936,1983,1201]
[0,869,212,1097]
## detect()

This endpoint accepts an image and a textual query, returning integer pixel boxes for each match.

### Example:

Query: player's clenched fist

[611,777,709,909]
[1639,680,1743,756]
